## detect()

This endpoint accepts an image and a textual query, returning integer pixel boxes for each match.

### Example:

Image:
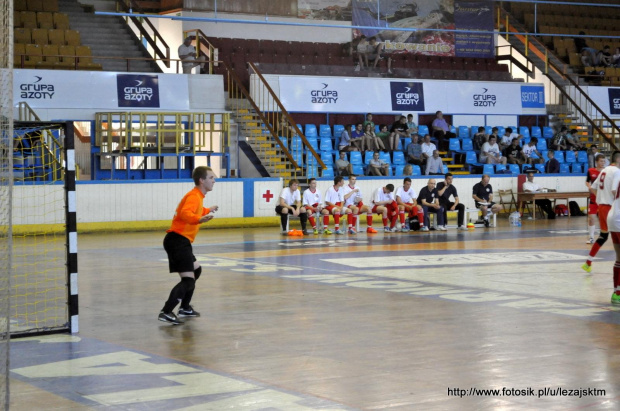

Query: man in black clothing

[472,174,503,227]
[417,179,445,231]
[503,138,525,165]
[437,173,466,230]
[388,115,408,151]
[545,150,560,173]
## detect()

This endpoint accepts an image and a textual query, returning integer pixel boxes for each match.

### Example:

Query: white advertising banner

[579,85,620,119]
[14,69,189,110]
[277,75,545,115]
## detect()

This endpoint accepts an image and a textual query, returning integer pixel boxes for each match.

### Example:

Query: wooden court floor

[8,217,620,410]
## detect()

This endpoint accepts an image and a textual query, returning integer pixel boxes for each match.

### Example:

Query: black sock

[181,275,198,309]
[280,213,288,231]
[163,277,195,313]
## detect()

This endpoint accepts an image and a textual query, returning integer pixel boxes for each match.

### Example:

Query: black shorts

[275,204,298,215]
[163,231,196,273]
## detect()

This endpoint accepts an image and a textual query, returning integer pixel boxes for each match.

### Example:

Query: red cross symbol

[262,190,274,202]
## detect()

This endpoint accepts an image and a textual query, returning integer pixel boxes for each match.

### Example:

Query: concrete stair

[58,0,160,73]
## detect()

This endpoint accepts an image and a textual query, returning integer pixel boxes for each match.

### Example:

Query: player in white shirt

[303,178,330,235]
[371,183,398,232]
[584,153,620,273]
[603,152,620,304]
[275,179,307,234]
[324,176,353,235]
[343,175,375,234]
[395,177,425,232]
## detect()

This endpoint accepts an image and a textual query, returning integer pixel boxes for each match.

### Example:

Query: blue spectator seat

[395,165,405,176]
[319,137,333,152]
[393,151,406,165]
[379,151,391,165]
[411,165,422,175]
[319,124,332,138]
[508,164,520,174]
[541,151,549,161]
[497,126,505,136]
[443,165,449,173]
[291,135,303,152]
[522,137,530,146]
[375,125,380,133]
[534,163,545,173]
[364,151,374,164]
[461,139,474,151]
[496,164,507,172]
[293,151,304,166]
[307,165,318,178]
[484,126,493,135]
[537,139,547,151]
[305,124,318,137]
[306,154,318,166]
[465,151,479,165]
[352,165,364,175]
[560,163,570,173]
[403,137,412,149]
[320,152,334,165]
[349,151,363,165]
[471,126,481,138]
[565,151,577,163]
[322,168,334,178]
[278,137,288,150]
[333,124,344,138]
[531,126,542,138]
[577,151,588,164]
[519,126,531,138]
[555,151,565,163]
[450,126,457,134]
[483,164,495,175]
[418,125,429,136]
[543,127,554,139]
[449,138,461,151]
[571,163,583,173]
[458,126,469,138]
[396,138,403,151]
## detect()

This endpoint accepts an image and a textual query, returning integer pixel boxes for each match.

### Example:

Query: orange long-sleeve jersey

[167,187,211,243]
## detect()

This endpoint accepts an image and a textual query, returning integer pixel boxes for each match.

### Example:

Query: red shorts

[599,204,612,232]
[588,202,598,215]
[325,202,343,213]
[611,232,620,244]
[305,204,319,213]
[371,205,382,214]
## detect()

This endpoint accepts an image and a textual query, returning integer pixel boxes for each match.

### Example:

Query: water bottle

[556,178,560,192]
[509,211,521,227]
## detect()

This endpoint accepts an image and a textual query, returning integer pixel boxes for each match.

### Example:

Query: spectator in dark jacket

[545,150,560,173]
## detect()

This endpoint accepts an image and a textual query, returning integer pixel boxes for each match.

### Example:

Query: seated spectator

[574,31,598,65]
[276,179,308,234]
[343,175,375,233]
[403,164,413,176]
[389,116,409,151]
[437,173,467,230]
[551,127,568,151]
[356,35,370,69]
[522,137,544,165]
[363,113,375,131]
[376,124,390,150]
[472,174,503,227]
[421,134,436,163]
[614,47,620,67]
[522,172,556,219]
[417,179,446,231]
[338,124,360,152]
[567,129,586,151]
[406,114,418,136]
[425,150,444,175]
[406,134,424,166]
[499,127,518,151]
[581,49,595,68]
[395,177,425,232]
[480,135,507,165]
[367,37,393,74]
[504,138,525,165]
[472,126,488,151]
[351,123,366,150]
[588,144,610,168]
[324,176,353,235]
[371,183,398,231]
[431,110,455,150]
[545,150,560,173]
[367,151,389,176]
[302,178,330,234]
[364,123,385,152]
[335,151,353,176]
[597,45,613,67]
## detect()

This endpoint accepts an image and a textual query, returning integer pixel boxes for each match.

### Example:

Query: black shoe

[484,219,490,227]
[159,311,183,325]
[178,306,201,317]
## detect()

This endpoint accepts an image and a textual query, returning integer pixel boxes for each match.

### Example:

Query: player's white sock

[589,225,596,239]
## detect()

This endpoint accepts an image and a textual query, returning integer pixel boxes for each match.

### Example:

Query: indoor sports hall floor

[9,218,620,410]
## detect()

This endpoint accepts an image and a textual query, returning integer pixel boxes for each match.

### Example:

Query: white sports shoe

[586,238,595,244]
[438,226,447,231]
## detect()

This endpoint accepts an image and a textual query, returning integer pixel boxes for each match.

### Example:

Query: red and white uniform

[587,167,602,214]
[324,185,345,212]
[343,184,363,208]
[371,187,395,213]
[595,165,620,232]
[395,185,417,205]
[302,188,322,212]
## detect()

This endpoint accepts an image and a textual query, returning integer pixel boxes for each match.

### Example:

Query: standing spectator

[431,111,455,150]
[335,151,353,176]
[406,114,418,136]
[437,173,467,230]
[351,123,366,151]
[472,126,488,151]
[388,116,409,151]
[417,179,446,231]
[178,37,207,74]
[406,134,424,166]
[338,124,360,152]
[367,151,390,176]
[545,150,561,173]
[472,174,503,227]
[480,135,507,165]
[522,137,544,165]
[522,172,556,219]
[425,150,444,175]
[421,134,436,164]
[504,138,525,165]
[589,145,610,168]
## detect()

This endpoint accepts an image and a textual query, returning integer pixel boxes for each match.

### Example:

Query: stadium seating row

[14,43,102,70]
[14,0,58,13]
[14,27,80,46]
[13,11,69,30]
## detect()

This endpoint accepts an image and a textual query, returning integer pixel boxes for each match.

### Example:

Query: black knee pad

[181,276,195,292]
[597,232,609,246]
[194,266,202,281]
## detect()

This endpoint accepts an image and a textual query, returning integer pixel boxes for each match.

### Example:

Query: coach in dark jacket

[545,150,560,173]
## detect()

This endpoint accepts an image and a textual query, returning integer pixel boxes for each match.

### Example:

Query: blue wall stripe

[243,180,254,217]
